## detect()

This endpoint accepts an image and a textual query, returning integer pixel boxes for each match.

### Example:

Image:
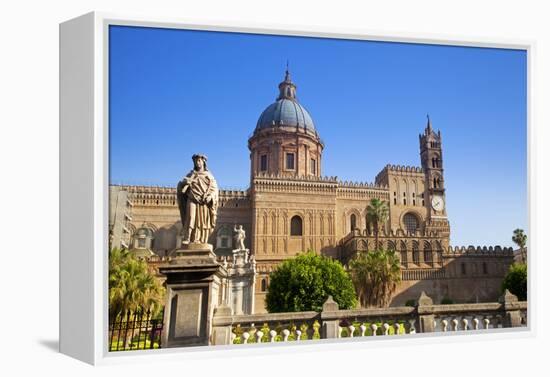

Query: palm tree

[109,248,165,349]
[109,248,165,320]
[512,229,527,264]
[349,249,401,308]
[366,198,389,249]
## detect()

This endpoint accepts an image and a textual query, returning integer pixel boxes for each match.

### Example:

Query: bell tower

[419,116,450,238]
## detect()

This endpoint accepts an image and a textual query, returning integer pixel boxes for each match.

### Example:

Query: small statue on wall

[233,224,246,251]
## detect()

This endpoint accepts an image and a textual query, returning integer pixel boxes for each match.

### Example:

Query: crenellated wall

[342,229,515,306]
[113,185,253,256]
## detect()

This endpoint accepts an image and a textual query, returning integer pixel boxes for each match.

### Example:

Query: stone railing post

[211,305,234,345]
[321,296,340,339]
[499,290,522,328]
[416,291,435,333]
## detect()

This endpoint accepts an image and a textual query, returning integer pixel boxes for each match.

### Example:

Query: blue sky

[109,25,527,248]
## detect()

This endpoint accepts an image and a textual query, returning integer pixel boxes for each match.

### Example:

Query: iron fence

[109,308,164,351]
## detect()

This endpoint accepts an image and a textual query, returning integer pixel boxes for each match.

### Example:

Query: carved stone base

[231,248,250,266]
[159,245,226,348]
[177,242,213,252]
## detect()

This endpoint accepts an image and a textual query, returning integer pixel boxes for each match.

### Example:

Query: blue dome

[256,98,316,132]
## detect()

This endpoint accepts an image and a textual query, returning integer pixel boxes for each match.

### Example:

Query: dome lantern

[277,67,297,100]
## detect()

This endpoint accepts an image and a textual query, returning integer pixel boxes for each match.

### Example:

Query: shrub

[502,263,527,300]
[265,251,357,312]
[405,299,416,307]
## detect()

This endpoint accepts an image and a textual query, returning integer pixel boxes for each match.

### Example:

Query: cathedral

[109,69,514,313]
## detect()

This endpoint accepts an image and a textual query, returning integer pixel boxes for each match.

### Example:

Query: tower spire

[426,113,432,133]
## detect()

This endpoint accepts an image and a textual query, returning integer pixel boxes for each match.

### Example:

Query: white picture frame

[59,11,534,365]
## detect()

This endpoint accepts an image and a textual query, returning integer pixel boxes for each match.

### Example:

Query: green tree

[109,248,165,319]
[502,263,527,301]
[349,249,401,308]
[265,251,357,313]
[366,198,389,249]
[512,229,527,263]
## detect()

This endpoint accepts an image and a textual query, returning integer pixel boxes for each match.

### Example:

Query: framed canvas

[59,12,533,365]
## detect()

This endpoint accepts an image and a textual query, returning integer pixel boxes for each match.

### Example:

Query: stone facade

[109,186,133,250]
[109,70,514,313]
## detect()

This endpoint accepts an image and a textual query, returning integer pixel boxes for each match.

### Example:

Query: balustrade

[211,290,527,346]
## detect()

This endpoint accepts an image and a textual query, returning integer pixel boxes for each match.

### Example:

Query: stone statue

[176,154,219,245]
[233,225,246,250]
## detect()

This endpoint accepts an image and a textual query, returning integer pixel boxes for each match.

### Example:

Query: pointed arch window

[290,215,303,236]
[436,242,444,265]
[400,241,408,268]
[412,241,420,265]
[350,214,357,232]
[424,241,433,266]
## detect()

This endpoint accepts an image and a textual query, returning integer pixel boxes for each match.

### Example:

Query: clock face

[431,195,445,211]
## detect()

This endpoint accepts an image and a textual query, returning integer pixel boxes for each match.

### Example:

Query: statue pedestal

[174,242,213,256]
[159,245,227,348]
[226,248,256,315]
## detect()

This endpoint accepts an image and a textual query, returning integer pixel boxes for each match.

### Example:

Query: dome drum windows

[260,154,268,172]
[286,153,295,170]
[310,158,316,175]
